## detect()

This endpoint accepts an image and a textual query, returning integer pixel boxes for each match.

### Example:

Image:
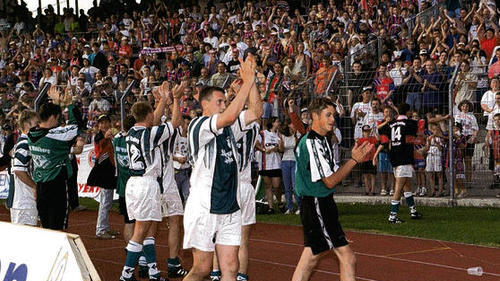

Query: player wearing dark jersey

[292,98,373,281]
[378,103,423,223]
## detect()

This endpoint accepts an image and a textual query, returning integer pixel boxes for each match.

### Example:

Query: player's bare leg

[183,249,213,281]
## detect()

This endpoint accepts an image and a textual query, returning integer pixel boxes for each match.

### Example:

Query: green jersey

[295,130,339,197]
[27,104,82,183]
[113,132,130,197]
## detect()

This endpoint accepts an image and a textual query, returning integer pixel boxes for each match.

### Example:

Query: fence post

[325,69,338,97]
[448,66,459,205]
[120,80,136,131]
[377,38,383,65]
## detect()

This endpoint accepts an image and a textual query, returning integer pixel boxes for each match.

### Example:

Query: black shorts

[360,161,377,175]
[36,169,69,230]
[118,196,135,224]
[259,169,282,177]
[300,195,348,255]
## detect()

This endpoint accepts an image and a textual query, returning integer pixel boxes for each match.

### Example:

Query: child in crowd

[421,123,444,197]
[413,111,427,197]
[374,106,394,196]
[449,123,467,198]
[358,125,378,195]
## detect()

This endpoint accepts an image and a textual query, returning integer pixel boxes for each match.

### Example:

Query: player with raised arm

[119,81,182,281]
[292,98,374,281]
[182,54,260,281]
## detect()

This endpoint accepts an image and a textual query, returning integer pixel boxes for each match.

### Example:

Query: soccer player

[379,103,423,223]
[210,79,263,281]
[158,81,190,279]
[183,55,260,281]
[113,115,135,243]
[10,110,39,226]
[292,98,374,281]
[119,81,182,281]
[28,86,84,230]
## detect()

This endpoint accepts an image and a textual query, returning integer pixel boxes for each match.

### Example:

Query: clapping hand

[48,85,62,104]
[351,142,374,164]
[239,53,257,84]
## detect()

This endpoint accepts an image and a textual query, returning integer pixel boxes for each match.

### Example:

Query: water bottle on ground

[467,267,483,276]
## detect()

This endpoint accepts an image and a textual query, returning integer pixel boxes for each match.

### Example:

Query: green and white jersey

[126,122,174,179]
[113,132,130,197]
[11,134,36,209]
[295,130,339,198]
[188,111,250,214]
[236,122,259,184]
[27,104,81,183]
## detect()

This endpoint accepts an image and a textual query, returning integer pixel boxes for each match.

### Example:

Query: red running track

[1,207,499,281]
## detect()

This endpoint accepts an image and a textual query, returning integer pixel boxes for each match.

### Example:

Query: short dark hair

[308,98,335,117]
[131,101,153,122]
[123,115,136,131]
[199,86,224,105]
[397,103,411,115]
[493,113,500,119]
[265,117,278,130]
[39,102,62,122]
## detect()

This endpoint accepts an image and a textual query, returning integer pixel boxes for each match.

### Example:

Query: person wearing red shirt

[118,37,133,59]
[373,65,395,104]
[358,125,378,195]
[479,27,499,59]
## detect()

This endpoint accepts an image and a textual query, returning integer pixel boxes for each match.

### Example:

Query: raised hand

[351,142,374,163]
[48,85,62,104]
[239,53,257,83]
[172,80,188,99]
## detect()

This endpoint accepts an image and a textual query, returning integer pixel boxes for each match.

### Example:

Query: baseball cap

[362,124,371,131]
[419,49,427,55]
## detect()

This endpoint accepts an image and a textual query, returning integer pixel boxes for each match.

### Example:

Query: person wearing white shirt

[363,99,384,135]
[481,78,499,122]
[280,120,300,215]
[454,100,479,183]
[351,87,373,140]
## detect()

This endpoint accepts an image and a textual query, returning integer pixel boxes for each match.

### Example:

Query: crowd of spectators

[0,0,499,209]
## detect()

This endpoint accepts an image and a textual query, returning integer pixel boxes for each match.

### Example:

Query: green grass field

[258,203,500,247]
[2,198,499,247]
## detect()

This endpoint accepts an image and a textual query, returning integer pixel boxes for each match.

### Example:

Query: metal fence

[307,62,499,199]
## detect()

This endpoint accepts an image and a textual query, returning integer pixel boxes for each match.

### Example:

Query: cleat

[389,189,395,196]
[96,232,116,240]
[380,189,387,196]
[410,212,423,220]
[210,271,221,281]
[168,265,188,278]
[138,265,148,278]
[388,217,405,224]
[119,275,138,281]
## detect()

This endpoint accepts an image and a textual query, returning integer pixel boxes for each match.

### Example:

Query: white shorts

[239,182,256,226]
[425,155,442,172]
[126,176,162,222]
[161,180,184,217]
[10,208,38,226]
[183,201,241,252]
[394,165,414,178]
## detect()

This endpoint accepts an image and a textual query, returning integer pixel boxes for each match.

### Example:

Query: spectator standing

[422,123,445,197]
[454,100,479,184]
[351,86,373,140]
[453,60,478,108]
[358,125,377,195]
[173,115,191,202]
[373,65,395,104]
[421,60,443,113]
[280,120,299,215]
[256,117,283,214]
[403,58,424,111]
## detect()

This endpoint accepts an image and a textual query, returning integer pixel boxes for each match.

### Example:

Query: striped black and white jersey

[126,122,174,179]
[11,134,36,209]
[160,126,178,191]
[236,122,259,184]
[187,111,250,214]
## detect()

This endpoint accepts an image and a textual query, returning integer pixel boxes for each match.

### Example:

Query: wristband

[350,158,359,164]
